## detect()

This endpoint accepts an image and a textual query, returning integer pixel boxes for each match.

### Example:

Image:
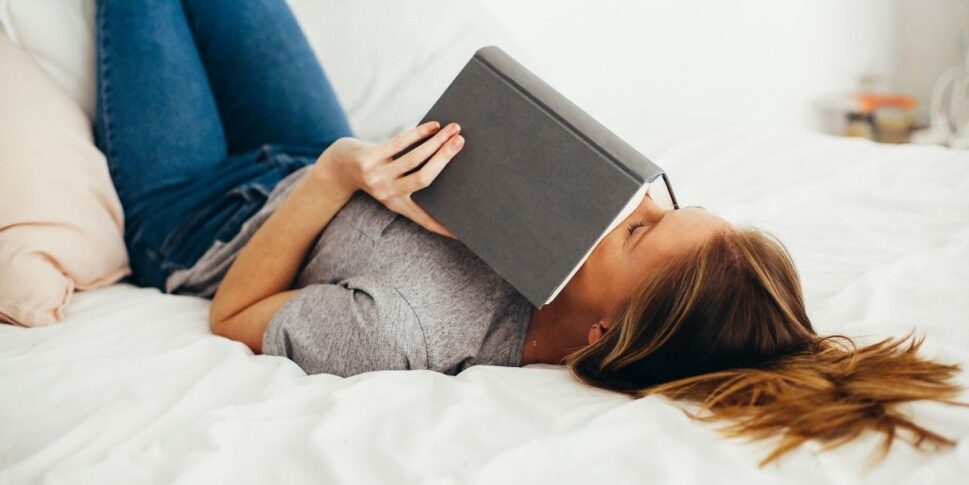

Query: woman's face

[562,194,727,340]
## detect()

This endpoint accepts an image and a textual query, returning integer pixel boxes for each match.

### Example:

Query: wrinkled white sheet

[2,123,969,484]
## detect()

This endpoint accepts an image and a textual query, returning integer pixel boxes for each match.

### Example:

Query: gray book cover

[411,46,677,307]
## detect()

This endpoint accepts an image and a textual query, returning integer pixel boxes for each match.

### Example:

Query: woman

[97,0,962,464]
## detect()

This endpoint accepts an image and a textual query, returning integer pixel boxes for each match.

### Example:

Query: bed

[2,117,968,484]
[2,1,969,483]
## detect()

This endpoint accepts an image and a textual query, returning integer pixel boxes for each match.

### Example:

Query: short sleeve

[262,278,429,377]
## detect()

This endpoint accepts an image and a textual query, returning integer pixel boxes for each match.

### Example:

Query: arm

[210,121,465,352]
[208,168,349,352]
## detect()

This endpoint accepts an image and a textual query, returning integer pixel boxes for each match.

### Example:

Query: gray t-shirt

[167,167,533,377]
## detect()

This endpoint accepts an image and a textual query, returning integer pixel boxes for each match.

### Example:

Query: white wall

[893,0,964,124]
[481,0,912,132]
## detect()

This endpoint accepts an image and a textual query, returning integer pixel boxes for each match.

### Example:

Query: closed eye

[626,221,645,235]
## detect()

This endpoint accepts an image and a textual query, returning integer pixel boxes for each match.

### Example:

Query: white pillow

[0,0,532,142]
[0,0,97,120]
[289,0,535,142]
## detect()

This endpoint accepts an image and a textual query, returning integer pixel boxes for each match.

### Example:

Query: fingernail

[428,121,441,130]
[451,135,464,149]
[447,123,460,135]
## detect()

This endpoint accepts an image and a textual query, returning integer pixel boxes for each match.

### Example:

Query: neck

[520,293,598,366]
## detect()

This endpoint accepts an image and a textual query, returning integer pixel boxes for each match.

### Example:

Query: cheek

[577,236,612,280]
[569,255,597,298]
[572,236,627,302]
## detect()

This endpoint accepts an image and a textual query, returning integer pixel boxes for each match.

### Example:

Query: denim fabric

[94,0,352,290]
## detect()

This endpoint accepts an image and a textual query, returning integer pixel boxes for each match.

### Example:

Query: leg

[95,0,226,219]
[181,0,353,154]
[96,0,270,289]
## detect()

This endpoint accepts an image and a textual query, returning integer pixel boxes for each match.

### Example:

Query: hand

[312,121,464,238]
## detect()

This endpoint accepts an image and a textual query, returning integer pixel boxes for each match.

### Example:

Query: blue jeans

[95,0,353,290]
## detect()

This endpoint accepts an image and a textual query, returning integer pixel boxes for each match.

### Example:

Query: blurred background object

[817,76,918,144]
[481,0,967,147]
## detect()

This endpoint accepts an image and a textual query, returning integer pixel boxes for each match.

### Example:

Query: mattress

[2,121,968,484]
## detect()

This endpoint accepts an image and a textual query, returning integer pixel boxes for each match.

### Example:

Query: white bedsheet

[2,122,969,484]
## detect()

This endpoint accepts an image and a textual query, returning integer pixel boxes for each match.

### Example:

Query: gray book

[411,46,678,307]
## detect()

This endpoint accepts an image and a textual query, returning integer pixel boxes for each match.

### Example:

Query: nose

[639,192,671,217]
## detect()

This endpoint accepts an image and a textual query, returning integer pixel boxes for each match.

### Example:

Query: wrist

[307,158,356,201]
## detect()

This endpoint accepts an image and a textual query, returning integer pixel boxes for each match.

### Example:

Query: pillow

[0,33,129,326]
[0,0,533,142]
[287,0,535,141]
[0,0,97,120]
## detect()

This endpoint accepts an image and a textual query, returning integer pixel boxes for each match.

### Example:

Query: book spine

[473,46,658,185]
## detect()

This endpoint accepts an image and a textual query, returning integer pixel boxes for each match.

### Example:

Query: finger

[377,121,441,159]
[388,122,461,175]
[398,134,464,193]
[402,200,457,239]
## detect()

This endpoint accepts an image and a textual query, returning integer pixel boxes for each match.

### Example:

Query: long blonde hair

[565,227,964,465]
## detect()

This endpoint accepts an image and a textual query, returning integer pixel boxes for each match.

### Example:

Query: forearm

[208,122,460,352]
[210,166,352,350]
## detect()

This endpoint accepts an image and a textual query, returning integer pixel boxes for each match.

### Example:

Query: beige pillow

[0,33,128,326]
